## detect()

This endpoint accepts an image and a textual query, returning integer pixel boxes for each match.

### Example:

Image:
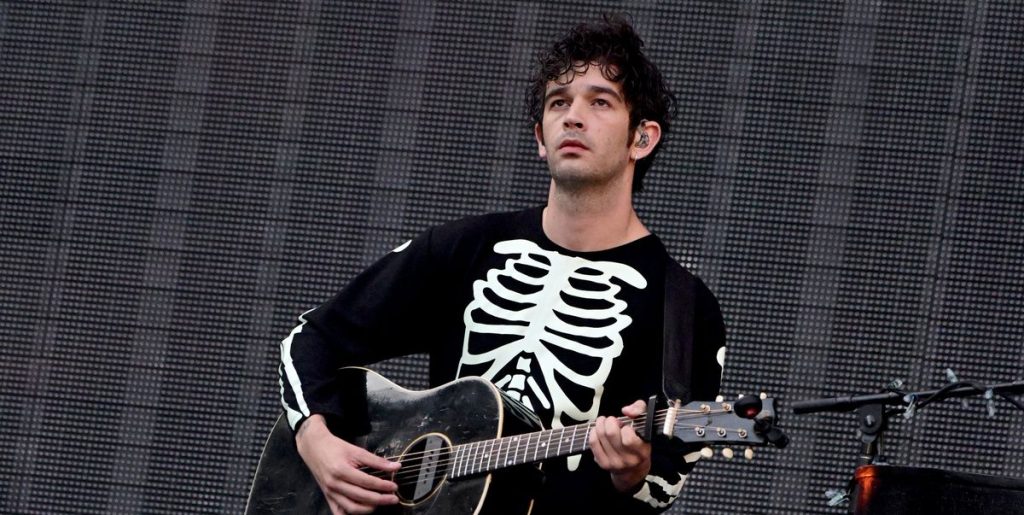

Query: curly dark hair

[527,14,677,192]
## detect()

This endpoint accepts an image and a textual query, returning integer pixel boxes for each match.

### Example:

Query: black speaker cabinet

[852,464,1024,514]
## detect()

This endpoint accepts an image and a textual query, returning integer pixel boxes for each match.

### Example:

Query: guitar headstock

[667,394,788,450]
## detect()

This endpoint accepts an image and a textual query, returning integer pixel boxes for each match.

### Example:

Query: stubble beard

[548,156,627,198]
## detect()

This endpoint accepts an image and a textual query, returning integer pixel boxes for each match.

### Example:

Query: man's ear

[631,120,662,161]
[534,123,547,160]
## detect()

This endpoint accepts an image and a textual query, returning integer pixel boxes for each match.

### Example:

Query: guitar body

[246,367,544,515]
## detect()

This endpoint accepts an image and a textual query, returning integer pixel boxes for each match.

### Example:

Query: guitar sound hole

[396,434,452,505]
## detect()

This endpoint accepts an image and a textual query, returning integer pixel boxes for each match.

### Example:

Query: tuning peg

[715,395,724,402]
[700,447,713,459]
[760,392,767,400]
[722,448,735,459]
[744,447,755,460]
[733,395,763,419]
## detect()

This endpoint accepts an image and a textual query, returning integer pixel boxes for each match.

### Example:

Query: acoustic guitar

[247,367,784,514]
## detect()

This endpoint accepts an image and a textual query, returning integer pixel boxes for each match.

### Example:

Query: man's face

[534,64,635,192]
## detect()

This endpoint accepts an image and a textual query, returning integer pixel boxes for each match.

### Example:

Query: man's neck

[542,182,650,252]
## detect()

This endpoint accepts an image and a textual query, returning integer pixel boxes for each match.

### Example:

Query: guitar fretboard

[447,415,645,479]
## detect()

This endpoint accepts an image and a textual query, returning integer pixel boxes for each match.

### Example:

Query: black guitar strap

[661,260,696,404]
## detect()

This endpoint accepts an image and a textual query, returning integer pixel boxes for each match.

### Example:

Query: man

[279,15,725,514]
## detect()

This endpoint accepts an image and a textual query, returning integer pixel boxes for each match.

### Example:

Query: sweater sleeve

[573,430,709,514]
[624,438,702,512]
[278,228,443,431]
[624,274,726,512]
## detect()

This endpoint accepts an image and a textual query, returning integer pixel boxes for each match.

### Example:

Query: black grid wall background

[1,1,1021,513]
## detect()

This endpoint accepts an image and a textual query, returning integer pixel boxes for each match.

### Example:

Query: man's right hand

[295,414,402,514]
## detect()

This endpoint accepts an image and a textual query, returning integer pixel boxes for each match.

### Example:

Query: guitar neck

[447,413,649,479]
[443,397,773,478]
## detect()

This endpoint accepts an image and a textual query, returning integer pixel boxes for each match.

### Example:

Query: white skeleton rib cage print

[456,239,647,471]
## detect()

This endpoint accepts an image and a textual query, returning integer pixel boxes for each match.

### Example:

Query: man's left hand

[589,399,652,493]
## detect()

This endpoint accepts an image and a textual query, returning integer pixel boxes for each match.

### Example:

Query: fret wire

[478,439,486,474]
[470,441,477,476]
[483,436,491,470]
[469,440,479,475]
[471,441,478,475]
[452,444,460,479]
[457,444,464,478]
[479,440,487,474]
[453,444,462,478]
[460,444,468,479]
[498,434,507,468]
[491,436,498,470]
[492,436,500,470]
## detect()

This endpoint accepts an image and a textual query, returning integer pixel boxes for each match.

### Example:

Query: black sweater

[279,207,725,513]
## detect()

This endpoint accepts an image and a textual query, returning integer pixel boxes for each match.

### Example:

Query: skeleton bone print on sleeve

[457,239,647,470]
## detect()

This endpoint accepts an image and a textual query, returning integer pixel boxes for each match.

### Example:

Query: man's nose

[563,104,584,129]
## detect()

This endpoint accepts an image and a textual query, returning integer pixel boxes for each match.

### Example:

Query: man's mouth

[558,139,588,151]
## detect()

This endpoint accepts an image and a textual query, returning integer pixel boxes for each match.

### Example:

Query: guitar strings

[369,409,730,475]
[373,411,743,487]
[360,409,752,487]
[363,410,671,478]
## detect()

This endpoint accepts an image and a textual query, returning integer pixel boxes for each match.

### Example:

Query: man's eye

[550,99,567,108]
[593,98,610,107]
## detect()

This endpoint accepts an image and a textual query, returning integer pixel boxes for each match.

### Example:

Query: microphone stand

[791,380,1024,466]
